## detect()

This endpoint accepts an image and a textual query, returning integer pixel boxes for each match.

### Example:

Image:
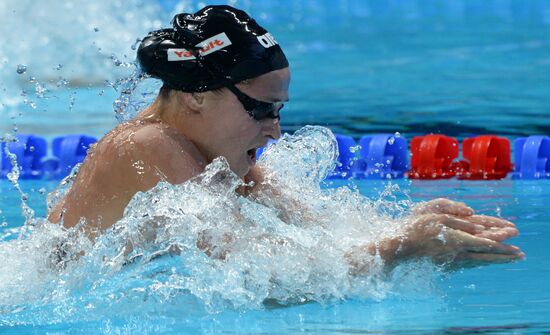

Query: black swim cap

[137,5,289,92]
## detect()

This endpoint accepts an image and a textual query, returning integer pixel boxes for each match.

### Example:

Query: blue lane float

[1,134,97,180]
[0,135,48,179]
[359,134,408,179]
[513,136,550,179]
[328,135,362,179]
[327,134,409,179]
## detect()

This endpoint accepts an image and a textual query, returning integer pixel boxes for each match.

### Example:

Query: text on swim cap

[167,32,232,61]
[257,33,278,48]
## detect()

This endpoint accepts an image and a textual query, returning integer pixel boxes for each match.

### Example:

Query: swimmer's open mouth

[247,148,257,164]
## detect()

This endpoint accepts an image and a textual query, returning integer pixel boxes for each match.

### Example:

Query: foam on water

[0,126,441,327]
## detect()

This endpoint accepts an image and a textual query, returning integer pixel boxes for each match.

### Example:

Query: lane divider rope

[1,133,549,180]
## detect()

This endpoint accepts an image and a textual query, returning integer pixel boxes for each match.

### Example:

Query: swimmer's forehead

[244,67,290,102]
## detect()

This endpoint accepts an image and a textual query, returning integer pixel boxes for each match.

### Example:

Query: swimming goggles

[225,84,284,121]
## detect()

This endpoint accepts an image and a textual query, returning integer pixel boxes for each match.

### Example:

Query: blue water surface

[1,178,549,333]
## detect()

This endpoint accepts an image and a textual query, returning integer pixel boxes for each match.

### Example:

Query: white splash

[0,126,438,326]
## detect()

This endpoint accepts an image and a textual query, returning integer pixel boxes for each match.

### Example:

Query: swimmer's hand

[413,198,519,242]
[346,211,524,274]
[400,213,525,269]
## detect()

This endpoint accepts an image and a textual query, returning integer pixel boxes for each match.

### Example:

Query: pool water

[2,0,550,333]
[1,177,549,333]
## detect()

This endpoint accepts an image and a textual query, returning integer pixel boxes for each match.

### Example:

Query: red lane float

[458,135,512,180]
[408,134,462,179]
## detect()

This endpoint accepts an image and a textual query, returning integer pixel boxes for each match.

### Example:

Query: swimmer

[47,5,524,271]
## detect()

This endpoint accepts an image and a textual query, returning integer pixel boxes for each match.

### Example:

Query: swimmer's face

[200,67,290,177]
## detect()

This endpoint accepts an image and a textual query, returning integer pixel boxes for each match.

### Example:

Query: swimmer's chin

[228,160,253,179]
[236,148,258,177]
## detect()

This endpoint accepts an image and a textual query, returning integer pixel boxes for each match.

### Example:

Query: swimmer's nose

[261,117,281,140]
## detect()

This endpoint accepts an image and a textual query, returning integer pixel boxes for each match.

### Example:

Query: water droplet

[16,64,27,74]
[38,187,47,195]
[110,54,123,67]
[56,64,63,70]
[94,27,99,32]
[56,78,69,87]
[349,145,361,153]
[104,80,114,88]
[387,137,395,145]
[69,92,76,111]
[132,160,146,175]
[35,82,47,98]
[131,38,141,51]
[394,132,401,138]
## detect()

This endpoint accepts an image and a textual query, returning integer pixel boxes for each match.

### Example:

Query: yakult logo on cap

[257,33,278,48]
[168,32,232,61]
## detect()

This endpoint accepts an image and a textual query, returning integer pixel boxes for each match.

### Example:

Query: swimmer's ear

[180,92,205,114]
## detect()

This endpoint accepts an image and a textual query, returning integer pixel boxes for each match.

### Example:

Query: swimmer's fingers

[464,251,525,263]
[448,229,523,255]
[413,198,474,217]
[465,215,518,242]
[432,214,519,242]
[442,251,525,270]
[467,215,517,228]
[430,214,483,235]
[474,227,519,242]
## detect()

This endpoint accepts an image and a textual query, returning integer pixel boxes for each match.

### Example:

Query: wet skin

[47,66,523,269]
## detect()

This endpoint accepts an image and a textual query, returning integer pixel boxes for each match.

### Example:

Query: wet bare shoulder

[121,123,207,186]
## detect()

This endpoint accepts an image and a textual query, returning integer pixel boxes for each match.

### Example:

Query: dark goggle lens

[226,84,284,121]
[248,103,283,121]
